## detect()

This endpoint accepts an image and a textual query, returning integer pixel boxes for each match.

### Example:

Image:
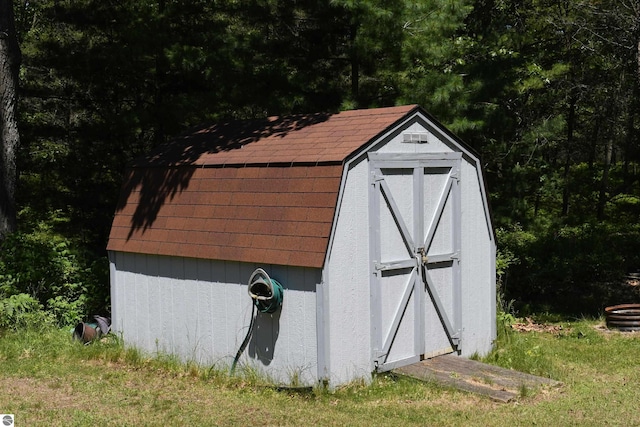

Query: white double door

[369,152,462,371]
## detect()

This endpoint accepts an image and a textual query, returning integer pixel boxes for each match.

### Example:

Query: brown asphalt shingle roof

[107,105,418,268]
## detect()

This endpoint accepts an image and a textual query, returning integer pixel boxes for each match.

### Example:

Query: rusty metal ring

[605,304,640,331]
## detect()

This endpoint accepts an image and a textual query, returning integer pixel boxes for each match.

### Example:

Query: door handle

[417,247,428,265]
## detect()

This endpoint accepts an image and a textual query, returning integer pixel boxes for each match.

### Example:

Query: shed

[107,105,496,387]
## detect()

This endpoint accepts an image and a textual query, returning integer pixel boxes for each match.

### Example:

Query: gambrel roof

[107,105,419,268]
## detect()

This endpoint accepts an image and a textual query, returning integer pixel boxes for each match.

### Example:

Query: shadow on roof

[115,112,332,239]
[135,112,332,166]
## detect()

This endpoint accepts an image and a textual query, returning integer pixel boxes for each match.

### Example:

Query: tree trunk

[0,0,20,239]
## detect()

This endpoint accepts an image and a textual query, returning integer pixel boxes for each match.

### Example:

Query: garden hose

[230,302,256,375]
[247,268,283,314]
[230,268,284,374]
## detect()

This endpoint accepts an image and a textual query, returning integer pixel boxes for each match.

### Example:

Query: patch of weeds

[274,384,315,399]
[312,380,331,398]
[484,329,558,379]
[185,360,200,378]
[200,364,225,383]
[518,383,530,398]
[72,333,124,362]
[0,327,73,376]
[232,364,273,389]
[531,312,566,323]
[495,308,518,347]
[330,377,377,403]
[568,325,603,343]
[468,351,481,361]
[124,346,145,366]
[287,367,303,388]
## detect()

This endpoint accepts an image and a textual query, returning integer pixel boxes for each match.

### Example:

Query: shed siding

[459,159,496,356]
[322,116,495,383]
[109,252,320,385]
[323,158,373,384]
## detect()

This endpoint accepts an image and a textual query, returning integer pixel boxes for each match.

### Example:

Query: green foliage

[495,308,516,345]
[397,0,473,127]
[0,293,54,330]
[495,226,530,284]
[484,320,557,379]
[0,224,108,327]
[499,222,640,316]
[47,295,87,327]
[5,0,640,325]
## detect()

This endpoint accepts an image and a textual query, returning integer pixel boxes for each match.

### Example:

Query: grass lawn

[0,318,639,426]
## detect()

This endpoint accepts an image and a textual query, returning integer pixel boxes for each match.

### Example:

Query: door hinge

[373,350,387,367]
[370,170,384,184]
[451,330,462,347]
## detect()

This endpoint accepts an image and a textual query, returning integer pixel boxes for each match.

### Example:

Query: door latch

[418,247,428,265]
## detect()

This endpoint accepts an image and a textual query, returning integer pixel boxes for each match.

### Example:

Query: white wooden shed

[107,105,496,387]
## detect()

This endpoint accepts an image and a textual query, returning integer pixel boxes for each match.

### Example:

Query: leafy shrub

[499,222,640,316]
[0,227,109,327]
[495,227,530,315]
[0,293,54,330]
[47,295,86,327]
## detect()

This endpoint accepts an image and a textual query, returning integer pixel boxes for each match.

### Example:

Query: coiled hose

[230,269,283,374]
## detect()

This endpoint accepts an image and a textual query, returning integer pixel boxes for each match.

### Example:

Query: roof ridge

[135,105,419,168]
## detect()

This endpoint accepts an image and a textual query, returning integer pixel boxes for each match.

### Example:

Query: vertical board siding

[146,255,162,353]
[110,253,320,385]
[133,253,149,350]
[182,257,200,360]
[196,258,214,362]
[325,159,373,385]
[459,160,496,356]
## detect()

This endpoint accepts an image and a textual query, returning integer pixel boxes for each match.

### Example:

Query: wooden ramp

[393,354,561,402]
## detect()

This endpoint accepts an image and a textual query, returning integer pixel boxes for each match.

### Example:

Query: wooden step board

[393,354,562,402]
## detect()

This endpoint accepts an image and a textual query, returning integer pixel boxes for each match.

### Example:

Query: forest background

[1,0,640,328]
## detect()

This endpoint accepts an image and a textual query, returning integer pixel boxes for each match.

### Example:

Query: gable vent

[402,132,430,143]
